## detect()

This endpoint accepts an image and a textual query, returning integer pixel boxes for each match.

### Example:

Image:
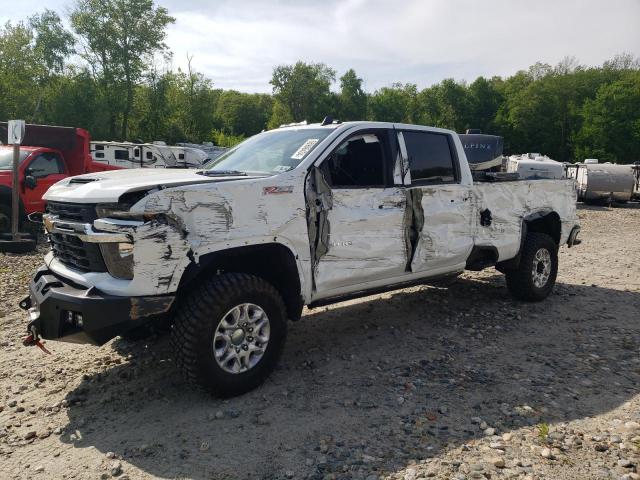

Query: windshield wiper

[197,169,248,177]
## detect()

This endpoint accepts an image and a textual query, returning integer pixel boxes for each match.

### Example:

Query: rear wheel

[171,273,287,397]
[505,232,558,302]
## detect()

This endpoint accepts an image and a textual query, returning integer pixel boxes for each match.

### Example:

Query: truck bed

[472,179,577,261]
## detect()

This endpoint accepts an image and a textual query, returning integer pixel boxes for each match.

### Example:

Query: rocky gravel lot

[1,205,639,480]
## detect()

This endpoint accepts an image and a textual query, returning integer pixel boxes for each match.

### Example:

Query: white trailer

[506,154,565,180]
[567,163,635,204]
[90,141,209,169]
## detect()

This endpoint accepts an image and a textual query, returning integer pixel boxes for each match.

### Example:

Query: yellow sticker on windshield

[291,139,319,160]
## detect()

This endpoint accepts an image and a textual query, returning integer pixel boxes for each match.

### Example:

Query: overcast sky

[3,0,640,93]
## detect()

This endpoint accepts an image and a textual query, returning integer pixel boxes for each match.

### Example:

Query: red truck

[0,123,117,232]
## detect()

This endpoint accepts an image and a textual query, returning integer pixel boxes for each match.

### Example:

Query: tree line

[0,1,639,163]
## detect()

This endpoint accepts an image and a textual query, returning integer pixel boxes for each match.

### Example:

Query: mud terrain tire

[506,232,558,302]
[172,273,287,397]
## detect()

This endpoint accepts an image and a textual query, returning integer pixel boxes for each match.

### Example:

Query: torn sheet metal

[82,172,312,298]
[409,185,475,272]
[312,186,407,292]
[472,179,578,260]
[130,295,175,320]
[305,167,333,278]
[403,188,424,271]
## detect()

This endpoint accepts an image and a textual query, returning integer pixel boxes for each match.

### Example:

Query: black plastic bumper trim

[22,266,175,346]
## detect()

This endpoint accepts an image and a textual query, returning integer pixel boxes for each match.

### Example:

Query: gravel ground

[1,205,639,480]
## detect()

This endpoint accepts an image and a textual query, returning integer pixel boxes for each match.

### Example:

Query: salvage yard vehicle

[21,120,581,396]
[0,123,118,233]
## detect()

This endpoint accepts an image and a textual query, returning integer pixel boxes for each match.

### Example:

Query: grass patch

[537,422,550,442]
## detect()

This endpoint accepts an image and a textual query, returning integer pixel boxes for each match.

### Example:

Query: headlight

[95,191,152,219]
[100,242,134,279]
[95,204,141,220]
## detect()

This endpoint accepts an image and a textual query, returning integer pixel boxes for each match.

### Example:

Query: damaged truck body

[21,121,581,396]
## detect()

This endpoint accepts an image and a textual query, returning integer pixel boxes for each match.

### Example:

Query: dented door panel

[409,185,474,272]
[116,173,314,297]
[471,179,579,261]
[312,186,408,293]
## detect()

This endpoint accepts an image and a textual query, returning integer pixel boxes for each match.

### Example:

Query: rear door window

[402,131,457,185]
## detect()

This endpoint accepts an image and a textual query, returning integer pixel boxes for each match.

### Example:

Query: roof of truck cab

[276,121,455,136]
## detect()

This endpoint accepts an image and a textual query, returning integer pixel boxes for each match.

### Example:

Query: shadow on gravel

[577,202,640,210]
[61,274,640,479]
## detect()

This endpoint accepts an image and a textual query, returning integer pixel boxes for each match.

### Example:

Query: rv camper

[458,131,504,171]
[506,154,565,180]
[91,141,209,169]
[177,142,228,161]
[566,162,635,204]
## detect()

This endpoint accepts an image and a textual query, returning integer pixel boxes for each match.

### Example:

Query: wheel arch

[523,209,561,245]
[178,242,304,321]
[496,209,561,272]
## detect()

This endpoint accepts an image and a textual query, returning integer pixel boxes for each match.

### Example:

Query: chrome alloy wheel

[213,303,270,374]
[532,248,552,288]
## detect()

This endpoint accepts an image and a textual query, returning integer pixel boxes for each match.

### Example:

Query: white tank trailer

[566,162,635,204]
[506,154,565,180]
[631,163,640,200]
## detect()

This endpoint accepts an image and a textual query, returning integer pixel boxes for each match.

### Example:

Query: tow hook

[22,327,51,355]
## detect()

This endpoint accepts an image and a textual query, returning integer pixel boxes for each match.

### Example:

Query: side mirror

[25,175,38,189]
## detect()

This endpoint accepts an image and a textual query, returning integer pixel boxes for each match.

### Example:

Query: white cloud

[4,0,640,92]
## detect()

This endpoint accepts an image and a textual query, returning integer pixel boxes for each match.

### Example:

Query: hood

[44,169,253,204]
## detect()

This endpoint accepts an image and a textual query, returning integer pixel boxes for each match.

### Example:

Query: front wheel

[171,273,287,397]
[0,204,11,233]
[505,233,558,302]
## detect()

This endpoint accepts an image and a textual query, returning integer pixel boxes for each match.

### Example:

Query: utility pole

[10,121,24,239]
[0,120,36,253]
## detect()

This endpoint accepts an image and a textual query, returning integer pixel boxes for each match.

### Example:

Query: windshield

[0,148,30,170]
[204,128,333,175]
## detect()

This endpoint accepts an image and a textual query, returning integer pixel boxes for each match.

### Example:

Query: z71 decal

[263,186,294,195]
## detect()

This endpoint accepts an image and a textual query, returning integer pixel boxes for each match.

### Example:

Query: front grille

[48,232,107,272]
[47,201,97,223]
[46,202,107,272]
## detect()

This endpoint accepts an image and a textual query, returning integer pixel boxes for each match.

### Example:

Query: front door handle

[378,201,405,209]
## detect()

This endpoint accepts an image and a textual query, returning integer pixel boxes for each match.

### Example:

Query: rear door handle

[378,202,405,209]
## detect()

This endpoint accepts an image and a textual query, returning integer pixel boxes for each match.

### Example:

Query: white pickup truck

[21,121,581,396]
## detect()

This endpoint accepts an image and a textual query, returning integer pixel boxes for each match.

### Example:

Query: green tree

[575,72,640,163]
[338,69,366,120]
[71,0,175,139]
[28,10,75,120]
[135,66,174,141]
[215,90,273,137]
[40,70,104,133]
[29,10,74,74]
[467,76,503,133]
[270,61,336,123]
[0,21,41,120]
[417,79,470,131]
[368,83,418,123]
